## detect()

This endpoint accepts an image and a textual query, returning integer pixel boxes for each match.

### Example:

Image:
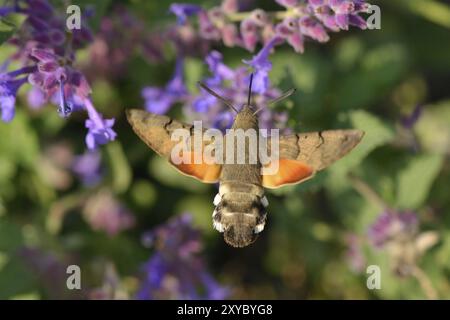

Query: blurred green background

[0,0,449,299]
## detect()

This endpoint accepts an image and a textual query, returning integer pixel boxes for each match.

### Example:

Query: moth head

[234,105,258,129]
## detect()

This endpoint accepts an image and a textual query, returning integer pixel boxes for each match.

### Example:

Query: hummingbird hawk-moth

[127,75,364,248]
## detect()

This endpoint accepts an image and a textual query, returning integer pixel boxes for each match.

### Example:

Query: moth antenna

[268,88,296,106]
[253,88,297,116]
[253,107,264,116]
[198,82,238,114]
[247,73,254,106]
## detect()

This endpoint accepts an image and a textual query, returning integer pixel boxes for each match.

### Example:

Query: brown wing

[279,130,364,171]
[262,129,364,188]
[126,109,222,183]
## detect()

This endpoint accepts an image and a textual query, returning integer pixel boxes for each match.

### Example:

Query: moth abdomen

[212,188,268,248]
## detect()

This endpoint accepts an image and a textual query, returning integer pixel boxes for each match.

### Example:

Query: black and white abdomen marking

[212,182,268,248]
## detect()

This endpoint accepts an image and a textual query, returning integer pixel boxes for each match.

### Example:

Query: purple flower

[178,3,240,47]
[28,48,92,117]
[142,58,187,114]
[19,247,83,299]
[84,99,117,150]
[87,7,165,78]
[56,79,73,117]
[137,214,229,300]
[27,86,46,109]
[366,209,439,277]
[176,0,372,54]
[310,0,369,31]
[275,17,305,53]
[26,0,54,17]
[275,0,300,7]
[213,111,234,129]
[0,0,116,150]
[83,191,135,236]
[28,48,66,93]
[0,75,28,122]
[221,23,240,47]
[0,6,15,17]
[193,93,217,113]
[140,253,166,290]
[205,51,235,80]
[240,17,260,52]
[221,0,239,13]
[345,234,366,272]
[186,50,288,132]
[169,3,202,25]
[299,16,330,42]
[89,263,129,300]
[401,104,423,129]
[198,10,222,40]
[0,95,16,122]
[199,273,230,300]
[72,150,103,186]
[243,36,282,94]
[191,51,239,117]
[239,9,270,52]
[368,211,418,248]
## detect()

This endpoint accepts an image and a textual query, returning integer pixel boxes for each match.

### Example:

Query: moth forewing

[192,121,204,165]
[298,130,364,171]
[276,129,365,172]
[170,127,192,165]
[127,109,222,183]
[203,128,224,165]
[259,129,280,176]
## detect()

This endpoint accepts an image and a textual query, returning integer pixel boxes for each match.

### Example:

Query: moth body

[213,106,269,248]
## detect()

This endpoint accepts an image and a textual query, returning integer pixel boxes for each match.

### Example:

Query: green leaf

[0,157,16,184]
[0,218,24,252]
[0,255,37,299]
[396,154,444,209]
[184,57,205,93]
[0,110,40,169]
[333,37,365,72]
[130,179,157,208]
[0,30,14,45]
[415,100,450,155]
[270,51,332,128]
[335,44,409,111]
[105,141,132,194]
[397,0,450,29]
[329,110,395,176]
[0,18,15,45]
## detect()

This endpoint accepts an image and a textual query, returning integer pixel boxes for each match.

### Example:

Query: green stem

[411,265,438,299]
[47,192,88,234]
[348,173,390,211]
